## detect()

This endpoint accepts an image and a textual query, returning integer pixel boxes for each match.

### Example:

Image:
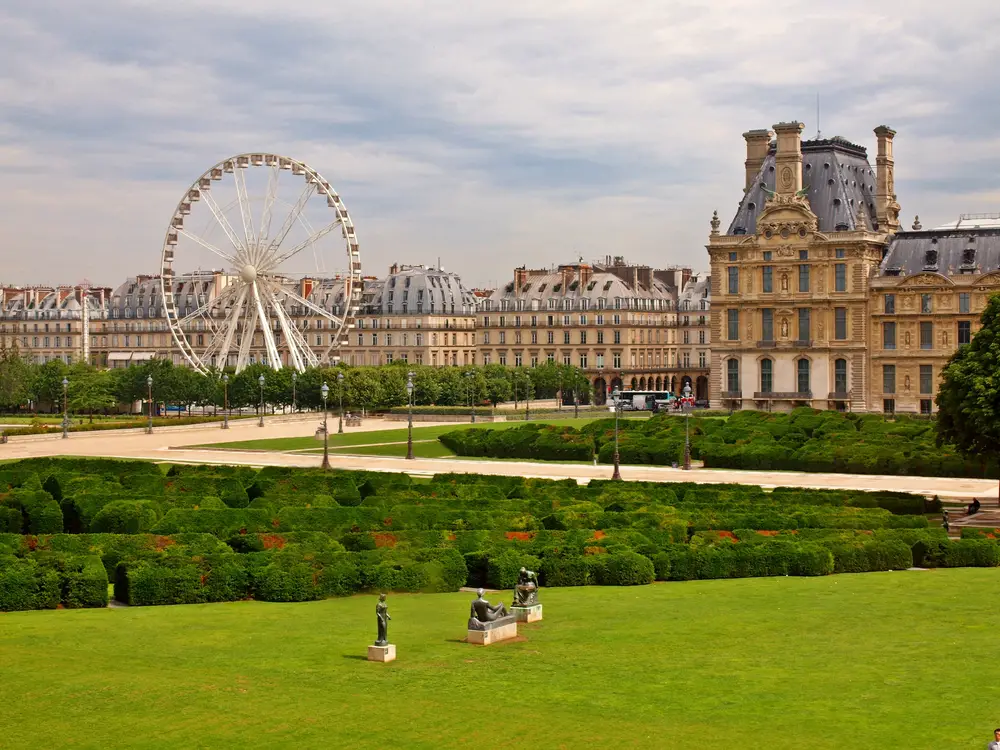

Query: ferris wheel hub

[239,264,258,283]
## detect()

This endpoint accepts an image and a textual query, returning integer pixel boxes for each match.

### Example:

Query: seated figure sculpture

[468,588,509,630]
[512,567,539,607]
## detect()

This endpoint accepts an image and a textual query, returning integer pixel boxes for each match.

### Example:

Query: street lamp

[465,371,475,423]
[146,375,153,434]
[61,377,69,439]
[222,374,230,429]
[682,382,693,471]
[406,371,415,460]
[292,372,297,413]
[611,387,622,480]
[258,374,265,427]
[573,379,579,419]
[337,371,345,434]
[320,381,331,470]
[558,369,563,411]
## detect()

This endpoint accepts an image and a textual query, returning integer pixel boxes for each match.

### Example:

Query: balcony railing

[827,391,851,400]
[721,391,742,399]
[753,391,813,400]
[756,340,777,348]
[792,339,813,347]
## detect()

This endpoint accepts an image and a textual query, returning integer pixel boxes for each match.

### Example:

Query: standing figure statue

[512,567,540,607]
[375,593,391,646]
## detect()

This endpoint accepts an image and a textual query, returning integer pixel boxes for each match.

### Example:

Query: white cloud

[0,0,998,286]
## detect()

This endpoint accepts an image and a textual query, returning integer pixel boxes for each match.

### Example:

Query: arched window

[834,358,848,394]
[760,358,773,393]
[726,359,740,393]
[797,359,811,394]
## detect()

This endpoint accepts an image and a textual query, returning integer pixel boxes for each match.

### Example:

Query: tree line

[0,343,593,416]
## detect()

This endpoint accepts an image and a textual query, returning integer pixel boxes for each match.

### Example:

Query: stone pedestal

[367,644,396,662]
[467,615,518,646]
[511,604,543,623]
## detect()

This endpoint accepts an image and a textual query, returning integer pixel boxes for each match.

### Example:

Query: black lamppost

[525,378,530,421]
[465,371,475,423]
[320,381,331,470]
[682,382,693,471]
[337,371,344,434]
[611,386,622,480]
[222,374,230,429]
[257,374,265,427]
[405,371,415,460]
[146,375,153,434]
[61,377,69,439]
[292,372,297,413]
[558,369,563,411]
[573,380,579,419]
[512,371,518,411]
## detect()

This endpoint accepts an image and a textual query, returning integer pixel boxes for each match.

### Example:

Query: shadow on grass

[341,654,368,661]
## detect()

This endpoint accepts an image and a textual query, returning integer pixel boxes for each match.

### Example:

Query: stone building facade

[479,258,705,404]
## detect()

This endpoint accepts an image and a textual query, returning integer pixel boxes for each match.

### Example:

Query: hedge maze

[441,407,999,478]
[0,456,994,612]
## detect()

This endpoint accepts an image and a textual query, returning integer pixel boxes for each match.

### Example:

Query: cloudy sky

[1,0,998,288]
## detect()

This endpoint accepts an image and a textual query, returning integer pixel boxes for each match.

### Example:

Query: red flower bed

[373,533,398,548]
[260,534,286,550]
[505,531,534,542]
[153,536,176,550]
[592,530,606,540]
[756,530,780,537]
[584,546,606,556]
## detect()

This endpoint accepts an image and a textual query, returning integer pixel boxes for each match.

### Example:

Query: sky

[1,0,999,289]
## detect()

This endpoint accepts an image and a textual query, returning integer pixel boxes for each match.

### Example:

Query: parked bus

[608,390,674,412]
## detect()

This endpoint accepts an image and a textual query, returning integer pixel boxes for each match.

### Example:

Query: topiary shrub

[91,500,160,534]
[0,558,61,611]
[943,539,1000,568]
[541,555,589,586]
[63,555,110,608]
[486,549,541,589]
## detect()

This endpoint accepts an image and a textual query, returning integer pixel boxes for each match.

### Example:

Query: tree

[482,364,512,407]
[936,294,1000,498]
[67,367,116,422]
[31,358,68,412]
[0,342,33,411]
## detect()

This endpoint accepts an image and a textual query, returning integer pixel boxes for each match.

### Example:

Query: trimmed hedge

[0,558,61,611]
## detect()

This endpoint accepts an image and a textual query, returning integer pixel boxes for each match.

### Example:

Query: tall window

[799,264,810,292]
[883,322,896,350]
[884,294,895,314]
[835,263,846,292]
[797,308,811,342]
[727,309,739,341]
[762,266,773,293]
[761,308,774,341]
[834,358,848,394]
[920,321,933,349]
[919,365,933,395]
[834,307,847,340]
[959,293,971,314]
[796,359,810,394]
[613,353,621,368]
[760,358,773,393]
[958,320,972,345]
[883,364,896,394]
[728,267,739,295]
[613,330,621,344]
[726,359,739,393]
[919,294,932,314]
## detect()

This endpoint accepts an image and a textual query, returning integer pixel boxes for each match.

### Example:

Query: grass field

[1,570,997,749]
[196,415,645,453]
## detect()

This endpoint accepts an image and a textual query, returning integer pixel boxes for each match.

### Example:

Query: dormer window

[923,249,938,268]
[962,247,976,266]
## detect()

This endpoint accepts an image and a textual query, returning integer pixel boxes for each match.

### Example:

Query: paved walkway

[2,415,995,500]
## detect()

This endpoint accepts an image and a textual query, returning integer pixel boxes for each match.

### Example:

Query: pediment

[899,272,953,288]
[755,195,819,239]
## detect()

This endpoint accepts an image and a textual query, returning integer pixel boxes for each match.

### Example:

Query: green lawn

[1,571,998,748]
[196,415,642,453]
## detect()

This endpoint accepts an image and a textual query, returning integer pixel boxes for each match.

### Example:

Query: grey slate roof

[880,228,1000,277]
[365,265,477,315]
[728,137,879,235]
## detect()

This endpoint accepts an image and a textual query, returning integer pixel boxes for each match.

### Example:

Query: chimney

[579,264,593,290]
[389,262,399,275]
[513,266,528,291]
[772,122,804,196]
[743,129,773,191]
[874,125,901,233]
[301,278,314,299]
[561,266,574,291]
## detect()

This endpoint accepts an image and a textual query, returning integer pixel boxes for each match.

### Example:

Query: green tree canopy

[936,294,1000,496]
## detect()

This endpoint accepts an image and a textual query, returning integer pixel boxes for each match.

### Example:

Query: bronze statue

[512,567,539,607]
[469,588,508,626]
[375,593,391,646]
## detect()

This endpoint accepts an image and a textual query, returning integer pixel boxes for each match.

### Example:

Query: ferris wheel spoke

[252,281,283,370]
[234,166,257,250]
[269,280,346,328]
[213,284,249,369]
[177,229,240,267]
[268,286,309,372]
[176,283,236,327]
[262,218,342,272]
[235,297,259,373]
[202,190,247,263]
[259,182,316,266]
[258,166,280,245]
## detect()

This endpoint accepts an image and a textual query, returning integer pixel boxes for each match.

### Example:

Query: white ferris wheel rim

[159,153,362,374]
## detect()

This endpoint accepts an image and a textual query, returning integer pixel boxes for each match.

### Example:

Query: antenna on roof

[816,93,821,139]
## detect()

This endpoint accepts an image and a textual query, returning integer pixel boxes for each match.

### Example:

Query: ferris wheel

[160,153,362,374]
